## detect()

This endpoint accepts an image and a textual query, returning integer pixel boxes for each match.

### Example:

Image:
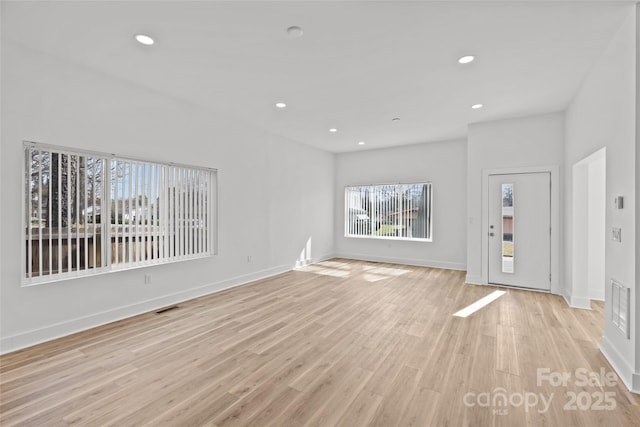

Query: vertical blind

[24,141,216,284]
[344,182,432,241]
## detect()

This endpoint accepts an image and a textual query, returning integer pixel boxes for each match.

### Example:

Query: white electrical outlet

[612,227,622,243]
[144,273,152,284]
[247,255,252,263]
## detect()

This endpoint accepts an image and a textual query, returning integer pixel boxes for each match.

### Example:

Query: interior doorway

[572,148,606,304]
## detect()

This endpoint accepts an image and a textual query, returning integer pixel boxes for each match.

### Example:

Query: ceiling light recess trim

[471,103,484,109]
[458,55,475,64]
[358,141,365,146]
[287,26,304,38]
[275,102,287,108]
[329,128,338,133]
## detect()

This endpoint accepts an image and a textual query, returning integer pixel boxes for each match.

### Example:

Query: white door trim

[481,165,560,295]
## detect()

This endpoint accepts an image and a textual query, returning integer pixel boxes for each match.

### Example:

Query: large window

[345,182,432,241]
[24,141,217,285]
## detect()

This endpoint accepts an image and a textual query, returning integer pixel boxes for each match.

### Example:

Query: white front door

[488,173,551,291]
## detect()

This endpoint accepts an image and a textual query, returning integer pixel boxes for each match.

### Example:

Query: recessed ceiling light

[471,103,484,109]
[287,26,304,38]
[392,118,400,122]
[458,55,475,64]
[134,34,154,45]
[275,102,287,108]
[329,128,337,133]
[358,141,365,145]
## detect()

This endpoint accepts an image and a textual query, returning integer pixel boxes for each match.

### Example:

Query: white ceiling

[2,1,634,153]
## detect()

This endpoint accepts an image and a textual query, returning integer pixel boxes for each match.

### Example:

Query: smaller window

[344,182,432,241]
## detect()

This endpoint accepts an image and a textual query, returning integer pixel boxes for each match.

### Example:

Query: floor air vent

[156,305,179,314]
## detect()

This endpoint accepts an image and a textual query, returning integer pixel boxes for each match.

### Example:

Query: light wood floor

[1,259,639,426]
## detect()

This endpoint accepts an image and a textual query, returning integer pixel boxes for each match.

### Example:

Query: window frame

[344,182,433,242]
[22,141,218,286]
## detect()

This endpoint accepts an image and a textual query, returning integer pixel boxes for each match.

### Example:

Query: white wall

[334,140,467,270]
[466,113,564,290]
[587,154,606,301]
[636,3,640,393]
[564,6,637,392]
[0,40,335,353]
[267,134,334,267]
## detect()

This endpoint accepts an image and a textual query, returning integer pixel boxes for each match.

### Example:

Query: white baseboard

[600,336,640,394]
[570,296,592,309]
[334,252,466,271]
[0,263,295,355]
[559,288,592,309]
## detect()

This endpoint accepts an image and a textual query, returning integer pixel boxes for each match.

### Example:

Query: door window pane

[502,183,514,273]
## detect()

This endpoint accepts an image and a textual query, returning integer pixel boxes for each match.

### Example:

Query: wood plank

[0,259,637,426]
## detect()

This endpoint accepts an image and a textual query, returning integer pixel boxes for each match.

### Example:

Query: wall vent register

[611,279,630,339]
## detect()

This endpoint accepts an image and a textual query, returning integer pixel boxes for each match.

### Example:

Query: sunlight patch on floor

[362,266,411,276]
[315,260,352,270]
[453,290,506,318]
[301,265,351,278]
[301,262,412,281]
[363,273,387,282]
